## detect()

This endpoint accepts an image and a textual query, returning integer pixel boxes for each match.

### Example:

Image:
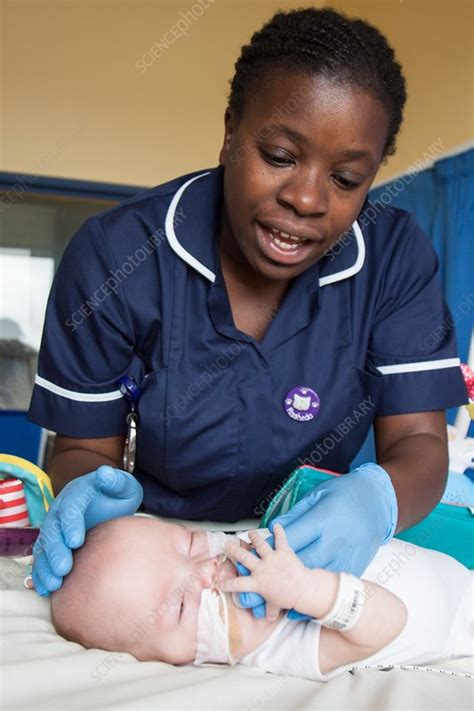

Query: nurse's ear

[218,107,238,165]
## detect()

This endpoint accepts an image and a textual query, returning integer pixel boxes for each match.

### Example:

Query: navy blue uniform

[28,165,468,521]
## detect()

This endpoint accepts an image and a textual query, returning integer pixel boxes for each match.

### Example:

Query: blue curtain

[352,147,474,466]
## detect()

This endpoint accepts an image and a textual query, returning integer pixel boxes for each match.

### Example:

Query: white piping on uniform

[165,171,366,288]
[164,171,216,283]
[319,220,365,287]
[376,358,461,375]
[34,374,123,402]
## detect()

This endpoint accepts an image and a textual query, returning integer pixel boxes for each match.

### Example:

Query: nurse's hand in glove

[239,463,398,619]
[30,466,143,596]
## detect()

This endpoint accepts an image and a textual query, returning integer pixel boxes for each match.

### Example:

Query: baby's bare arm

[304,570,407,673]
[220,525,407,673]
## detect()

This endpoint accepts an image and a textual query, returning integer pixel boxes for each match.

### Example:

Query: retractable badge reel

[117,375,142,473]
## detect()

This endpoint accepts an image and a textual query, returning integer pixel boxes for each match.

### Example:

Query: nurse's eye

[259,149,294,167]
[332,174,361,190]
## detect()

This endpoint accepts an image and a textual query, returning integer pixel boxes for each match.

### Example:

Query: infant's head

[50,516,229,664]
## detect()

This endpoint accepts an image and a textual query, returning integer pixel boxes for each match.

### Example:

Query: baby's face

[135,519,278,665]
[138,518,237,664]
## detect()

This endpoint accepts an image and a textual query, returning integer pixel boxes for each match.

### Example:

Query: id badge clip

[117,375,142,474]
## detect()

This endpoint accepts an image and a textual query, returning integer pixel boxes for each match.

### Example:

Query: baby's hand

[218,524,308,621]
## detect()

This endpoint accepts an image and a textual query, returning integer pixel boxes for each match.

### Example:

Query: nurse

[29,7,468,605]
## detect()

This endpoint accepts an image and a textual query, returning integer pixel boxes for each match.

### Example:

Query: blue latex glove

[31,466,143,596]
[239,463,398,619]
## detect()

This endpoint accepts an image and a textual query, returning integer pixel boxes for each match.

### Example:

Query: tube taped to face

[205,529,273,610]
[205,530,239,557]
[194,531,246,666]
[194,587,237,666]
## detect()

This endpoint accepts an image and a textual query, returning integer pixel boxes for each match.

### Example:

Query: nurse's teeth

[273,236,300,250]
[281,231,302,241]
[269,227,309,244]
[268,226,309,249]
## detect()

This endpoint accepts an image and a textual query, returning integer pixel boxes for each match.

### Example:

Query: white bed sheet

[1,529,473,711]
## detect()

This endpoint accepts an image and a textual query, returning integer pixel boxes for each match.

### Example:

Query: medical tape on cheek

[194,588,231,665]
[205,531,240,558]
[194,587,243,666]
[219,589,244,662]
[193,555,243,666]
[196,529,272,663]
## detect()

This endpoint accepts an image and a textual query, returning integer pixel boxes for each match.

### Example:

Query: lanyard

[117,375,142,473]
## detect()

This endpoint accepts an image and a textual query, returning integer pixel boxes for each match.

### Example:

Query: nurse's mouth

[256,222,320,266]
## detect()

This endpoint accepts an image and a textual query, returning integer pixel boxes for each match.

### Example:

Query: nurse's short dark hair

[227,6,407,162]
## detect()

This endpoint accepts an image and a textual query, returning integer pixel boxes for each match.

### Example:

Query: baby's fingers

[248,530,273,557]
[273,523,291,550]
[225,541,259,571]
[218,576,258,594]
[266,602,281,622]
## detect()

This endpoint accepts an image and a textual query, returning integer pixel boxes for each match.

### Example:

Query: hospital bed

[1,516,472,711]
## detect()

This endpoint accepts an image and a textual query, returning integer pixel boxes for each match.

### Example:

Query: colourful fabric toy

[0,477,31,527]
[460,362,474,400]
[0,454,54,528]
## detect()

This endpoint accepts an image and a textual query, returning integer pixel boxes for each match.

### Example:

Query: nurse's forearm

[377,433,448,534]
[48,450,118,495]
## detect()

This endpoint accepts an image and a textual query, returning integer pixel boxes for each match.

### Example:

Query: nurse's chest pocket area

[138,365,240,490]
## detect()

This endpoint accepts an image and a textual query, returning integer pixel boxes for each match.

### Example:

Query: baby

[50,515,473,682]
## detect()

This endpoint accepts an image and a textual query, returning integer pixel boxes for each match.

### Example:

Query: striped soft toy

[0,477,31,527]
[0,455,54,528]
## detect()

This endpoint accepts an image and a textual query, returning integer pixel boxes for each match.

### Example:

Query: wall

[1,0,472,187]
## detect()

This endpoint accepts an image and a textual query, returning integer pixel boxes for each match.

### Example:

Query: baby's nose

[196,557,221,589]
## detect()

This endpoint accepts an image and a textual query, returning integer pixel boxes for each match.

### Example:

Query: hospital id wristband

[316,572,366,631]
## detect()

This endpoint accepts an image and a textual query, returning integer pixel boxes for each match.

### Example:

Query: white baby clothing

[238,538,473,682]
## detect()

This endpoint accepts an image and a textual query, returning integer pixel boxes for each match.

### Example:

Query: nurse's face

[219,72,390,282]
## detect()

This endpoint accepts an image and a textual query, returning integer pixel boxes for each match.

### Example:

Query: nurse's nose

[277,168,329,216]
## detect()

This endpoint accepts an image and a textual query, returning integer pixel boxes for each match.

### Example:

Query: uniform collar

[164,164,367,287]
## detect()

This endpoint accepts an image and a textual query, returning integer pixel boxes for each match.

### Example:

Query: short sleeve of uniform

[367,216,468,416]
[28,216,139,437]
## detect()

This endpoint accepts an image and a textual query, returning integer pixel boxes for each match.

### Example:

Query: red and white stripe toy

[0,477,31,528]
